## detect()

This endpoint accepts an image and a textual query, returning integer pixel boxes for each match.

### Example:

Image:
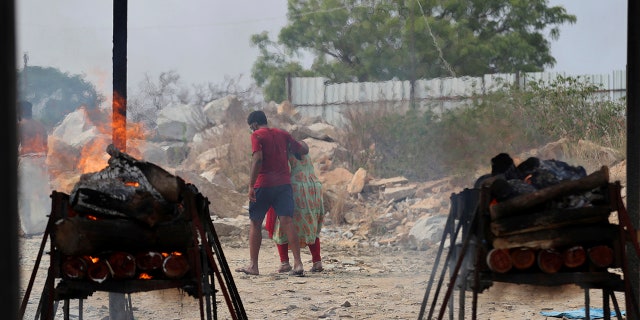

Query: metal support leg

[584,289,590,320]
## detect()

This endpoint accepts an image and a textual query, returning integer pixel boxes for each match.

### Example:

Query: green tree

[251,0,576,102]
[17,66,105,131]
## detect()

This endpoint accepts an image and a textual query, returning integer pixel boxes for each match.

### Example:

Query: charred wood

[588,245,614,268]
[107,252,136,279]
[490,205,611,237]
[53,216,193,256]
[510,247,536,270]
[489,166,609,220]
[486,248,512,274]
[492,224,619,250]
[537,249,564,274]
[562,246,587,268]
[72,188,178,227]
[87,259,110,283]
[162,253,190,279]
[61,256,90,280]
[135,251,164,271]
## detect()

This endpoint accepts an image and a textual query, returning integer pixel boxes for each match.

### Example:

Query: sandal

[310,261,323,272]
[277,262,292,273]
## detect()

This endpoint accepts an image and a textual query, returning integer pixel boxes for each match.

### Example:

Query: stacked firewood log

[53,144,195,282]
[478,156,619,274]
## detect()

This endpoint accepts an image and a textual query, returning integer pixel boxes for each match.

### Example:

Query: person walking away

[17,101,50,236]
[265,147,325,273]
[236,110,309,276]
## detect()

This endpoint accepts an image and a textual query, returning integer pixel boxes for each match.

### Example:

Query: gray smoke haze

[16,0,627,98]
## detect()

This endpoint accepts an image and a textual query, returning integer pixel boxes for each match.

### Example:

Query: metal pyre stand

[419,179,640,320]
[19,186,247,320]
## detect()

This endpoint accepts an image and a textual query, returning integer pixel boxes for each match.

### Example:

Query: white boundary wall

[290,70,626,127]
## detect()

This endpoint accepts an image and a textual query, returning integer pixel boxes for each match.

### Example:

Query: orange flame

[86,215,98,221]
[124,181,140,187]
[138,273,152,280]
[89,256,99,263]
[75,107,148,174]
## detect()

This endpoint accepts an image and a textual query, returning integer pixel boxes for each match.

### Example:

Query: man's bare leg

[279,215,303,273]
[237,219,262,275]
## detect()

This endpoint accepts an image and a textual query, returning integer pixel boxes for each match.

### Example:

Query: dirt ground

[18,231,629,320]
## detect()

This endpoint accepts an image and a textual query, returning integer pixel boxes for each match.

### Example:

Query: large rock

[408,215,448,251]
[156,104,211,142]
[51,108,100,148]
[203,96,243,126]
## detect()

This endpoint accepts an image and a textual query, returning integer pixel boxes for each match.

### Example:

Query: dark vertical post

[111,1,130,319]
[113,0,127,152]
[1,0,19,319]
[626,0,640,314]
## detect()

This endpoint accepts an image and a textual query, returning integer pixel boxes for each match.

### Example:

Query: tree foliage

[17,66,105,131]
[251,0,576,102]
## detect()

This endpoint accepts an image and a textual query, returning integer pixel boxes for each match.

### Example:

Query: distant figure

[236,110,309,276]
[18,101,50,236]
[265,145,325,273]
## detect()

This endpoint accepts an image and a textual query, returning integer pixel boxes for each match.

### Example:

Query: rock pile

[44,96,627,252]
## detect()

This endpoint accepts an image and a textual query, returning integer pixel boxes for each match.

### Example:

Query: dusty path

[19,234,625,319]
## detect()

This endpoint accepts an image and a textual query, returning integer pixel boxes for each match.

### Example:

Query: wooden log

[588,245,614,268]
[537,249,563,274]
[490,166,609,220]
[492,224,618,250]
[486,248,512,273]
[53,217,193,256]
[510,247,536,270]
[87,259,110,283]
[72,188,178,227]
[107,251,136,279]
[563,246,587,268]
[490,205,611,237]
[162,252,190,279]
[61,256,90,279]
[135,251,164,271]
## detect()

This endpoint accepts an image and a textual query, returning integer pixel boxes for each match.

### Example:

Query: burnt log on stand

[492,224,619,250]
[588,245,615,268]
[489,166,609,220]
[563,246,587,268]
[107,252,137,279]
[61,256,90,280]
[54,216,193,256]
[490,205,611,237]
[510,247,536,270]
[537,249,564,274]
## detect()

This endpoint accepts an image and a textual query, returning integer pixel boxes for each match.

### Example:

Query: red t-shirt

[250,127,305,188]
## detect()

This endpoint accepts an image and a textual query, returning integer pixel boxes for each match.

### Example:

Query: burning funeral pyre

[51,144,204,292]
[22,144,246,320]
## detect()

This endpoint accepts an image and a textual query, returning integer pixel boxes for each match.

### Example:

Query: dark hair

[247,110,267,126]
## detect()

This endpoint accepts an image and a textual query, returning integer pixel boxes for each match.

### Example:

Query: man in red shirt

[236,110,309,276]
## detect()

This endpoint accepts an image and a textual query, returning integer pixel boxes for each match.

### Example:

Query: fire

[86,215,98,221]
[138,273,152,280]
[124,181,140,187]
[89,256,99,263]
[74,107,148,174]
